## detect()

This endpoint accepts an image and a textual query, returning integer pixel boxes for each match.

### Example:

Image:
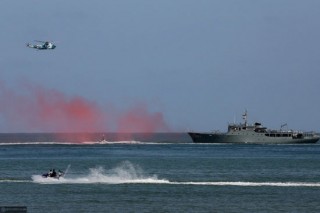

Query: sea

[1,133,320,213]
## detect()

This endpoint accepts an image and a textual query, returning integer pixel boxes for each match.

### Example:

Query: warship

[188,111,319,144]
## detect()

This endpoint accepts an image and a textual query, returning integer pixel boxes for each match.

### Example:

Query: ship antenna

[280,123,287,131]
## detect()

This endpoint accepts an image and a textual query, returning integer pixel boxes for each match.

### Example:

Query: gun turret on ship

[188,111,320,144]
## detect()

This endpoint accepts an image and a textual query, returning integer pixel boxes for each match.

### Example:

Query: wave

[32,161,168,184]
[0,141,174,145]
[32,161,169,184]
[31,177,320,187]
[5,177,320,187]
[0,142,76,145]
[169,181,320,187]
[0,179,31,183]
[30,161,320,187]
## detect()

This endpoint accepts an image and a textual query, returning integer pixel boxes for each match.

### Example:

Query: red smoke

[0,82,106,132]
[115,104,170,141]
[32,87,107,132]
[0,81,170,139]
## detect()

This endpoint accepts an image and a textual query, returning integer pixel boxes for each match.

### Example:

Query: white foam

[0,141,172,145]
[31,161,320,187]
[0,142,77,145]
[0,179,31,183]
[32,161,169,184]
[167,181,320,187]
[31,173,320,187]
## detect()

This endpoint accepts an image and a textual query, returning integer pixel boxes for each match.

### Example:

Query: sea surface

[1,133,320,212]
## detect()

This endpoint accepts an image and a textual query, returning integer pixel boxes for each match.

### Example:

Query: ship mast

[242,110,248,127]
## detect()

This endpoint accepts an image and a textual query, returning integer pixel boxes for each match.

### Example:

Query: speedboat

[42,170,64,179]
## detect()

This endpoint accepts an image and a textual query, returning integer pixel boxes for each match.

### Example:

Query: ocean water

[1,134,320,212]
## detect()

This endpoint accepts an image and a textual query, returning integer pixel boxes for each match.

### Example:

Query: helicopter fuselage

[27,42,56,50]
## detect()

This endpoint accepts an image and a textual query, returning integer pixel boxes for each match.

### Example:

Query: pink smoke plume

[118,104,169,133]
[0,83,107,132]
[115,104,170,141]
[0,82,170,135]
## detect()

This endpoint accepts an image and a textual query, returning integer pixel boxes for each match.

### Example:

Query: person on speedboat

[48,169,53,177]
[42,168,63,178]
[51,169,57,177]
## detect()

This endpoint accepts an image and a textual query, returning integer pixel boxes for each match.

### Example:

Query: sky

[1,0,320,133]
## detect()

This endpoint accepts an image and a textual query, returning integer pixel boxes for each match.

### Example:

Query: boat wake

[32,161,168,184]
[30,161,320,187]
[169,181,320,187]
[0,179,31,183]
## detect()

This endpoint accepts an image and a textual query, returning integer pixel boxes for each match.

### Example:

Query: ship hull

[188,132,319,144]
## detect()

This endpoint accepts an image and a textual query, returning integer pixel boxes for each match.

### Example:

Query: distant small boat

[99,134,108,143]
[188,111,320,144]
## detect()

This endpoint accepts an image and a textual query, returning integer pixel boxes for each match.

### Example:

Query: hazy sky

[1,0,320,132]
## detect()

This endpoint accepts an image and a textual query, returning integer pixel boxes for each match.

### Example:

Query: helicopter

[26,40,56,50]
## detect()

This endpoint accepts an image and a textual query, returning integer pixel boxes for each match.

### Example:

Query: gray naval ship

[188,111,320,144]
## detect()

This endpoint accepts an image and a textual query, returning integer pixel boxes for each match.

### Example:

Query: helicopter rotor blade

[34,40,47,43]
